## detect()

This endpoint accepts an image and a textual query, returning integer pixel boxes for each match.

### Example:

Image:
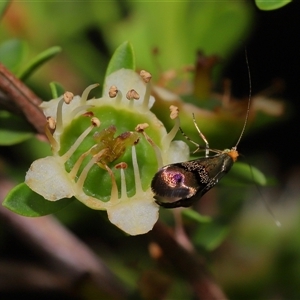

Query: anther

[140,70,152,83]
[82,111,94,118]
[47,116,56,130]
[169,105,179,119]
[135,123,149,132]
[91,117,101,127]
[126,89,140,100]
[63,91,74,104]
[137,124,163,169]
[115,162,128,169]
[109,85,118,98]
[162,105,180,149]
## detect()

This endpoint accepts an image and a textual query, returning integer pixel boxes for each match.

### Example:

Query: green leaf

[17,46,62,81]
[193,221,230,251]
[255,0,292,10]
[0,111,34,145]
[3,183,74,217]
[108,2,253,78]
[49,81,65,99]
[182,208,212,224]
[105,41,135,78]
[221,161,267,187]
[0,39,27,73]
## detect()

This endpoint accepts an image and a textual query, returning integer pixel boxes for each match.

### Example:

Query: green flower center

[59,105,162,201]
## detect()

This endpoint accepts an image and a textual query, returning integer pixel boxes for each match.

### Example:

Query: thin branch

[0,63,46,134]
[150,221,227,300]
[0,177,129,299]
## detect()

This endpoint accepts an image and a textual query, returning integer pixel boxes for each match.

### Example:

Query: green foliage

[0,39,28,73]
[0,111,33,146]
[193,220,231,251]
[3,183,74,217]
[182,208,212,224]
[17,46,62,81]
[255,0,292,10]
[105,41,135,78]
[49,81,65,98]
[222,161,268,187]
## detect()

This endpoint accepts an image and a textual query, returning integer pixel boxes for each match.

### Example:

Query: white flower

[25,69,189,235]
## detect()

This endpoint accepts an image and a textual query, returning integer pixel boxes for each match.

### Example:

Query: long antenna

[234,48,252,149]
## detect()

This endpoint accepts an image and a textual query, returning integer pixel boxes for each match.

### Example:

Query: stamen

[69,149,91,179]
[131,146,143,194]
[82,111,94,117]
[47,116,56,130]
[55,96,65,135]
[115,162,128,199]
[69,105,94,120]
[136,123,163,169]
[80,83,99,105]
[126,89,140,100]
[105,165,118,204]
[162,105,180,149]
[109,85,118,98]
[140,70,152,83]
[63,91,74,104]
[45,117,58,152]
[109,86,122,105]
[61,117,100,162]
[140,70,152,111]
[75,149,107,191]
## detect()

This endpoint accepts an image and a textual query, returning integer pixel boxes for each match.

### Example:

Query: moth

[151,59,251,208]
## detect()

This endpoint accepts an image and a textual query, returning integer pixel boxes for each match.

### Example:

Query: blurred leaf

[193,221,230,251]
[182,208,212,224]
[0,0,9,20]
[17,46,62,81]
[0,39,27,73]
[255,0,292,10]
[3,183,74,217]
[105,41,135,78]
[221,161,267,187]
[49,81,65,99]
[0,111,33,145]
[107,2,253,77]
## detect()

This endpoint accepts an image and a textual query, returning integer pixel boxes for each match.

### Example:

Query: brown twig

[150,222,227,300]
[0,63,46,134]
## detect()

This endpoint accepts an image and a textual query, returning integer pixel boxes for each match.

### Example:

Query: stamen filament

[142,131,163,169]
[120,168,127,199]
[142,82,151,112]
[69,105,94,120]
[106,165,118,204]
[80,83,99,105]
[132,146,143,194]
[45,124,59,152]
[76,149,106,191]
[115,90,122,105]
[55,97,64,135]
[69,149,91,179]
[61,124,94,162]
[162,106,180,149]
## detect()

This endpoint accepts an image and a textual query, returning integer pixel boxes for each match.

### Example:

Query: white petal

[107,191,159,235]
[164,140,190,165]
[40,96,82,123]
[25,156,75,201]
[103,69,155,109]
